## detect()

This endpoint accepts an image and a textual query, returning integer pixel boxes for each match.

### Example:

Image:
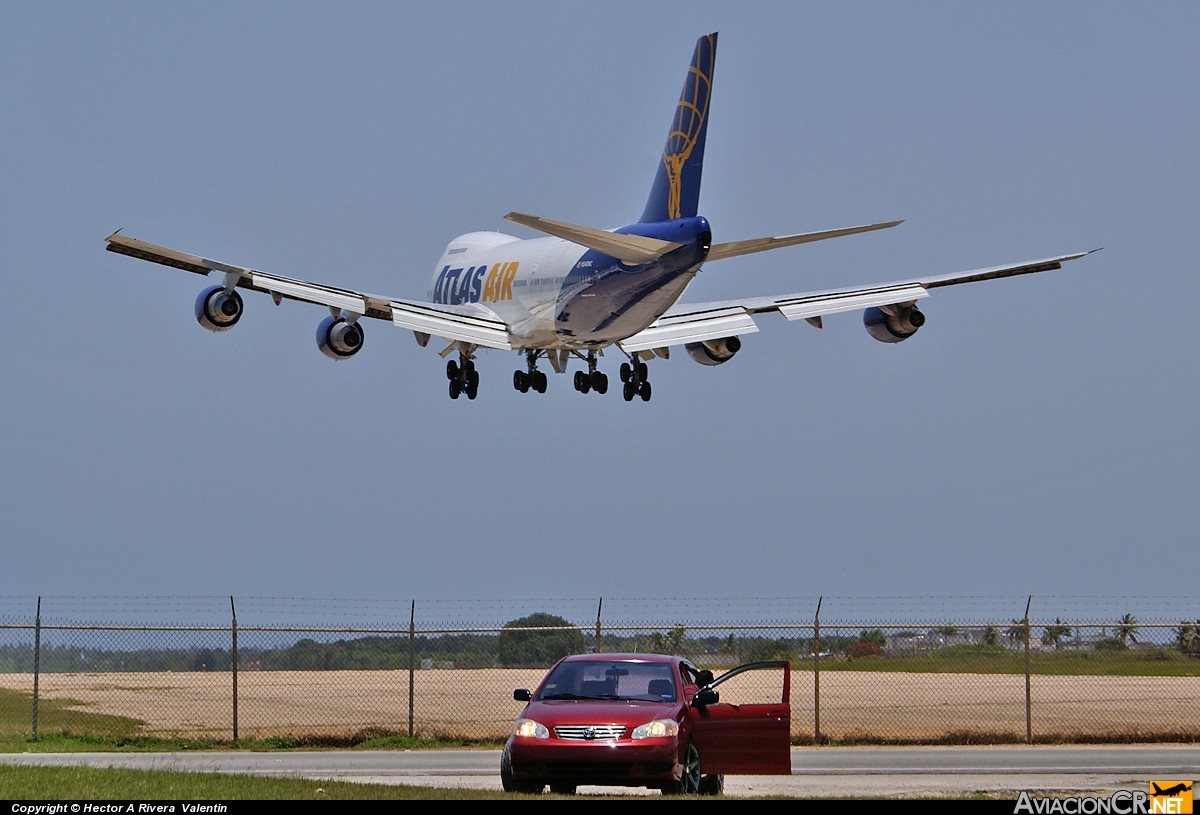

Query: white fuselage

[427,231,703,350]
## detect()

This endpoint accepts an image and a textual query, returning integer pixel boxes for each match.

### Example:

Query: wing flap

[619,306,759,353]
[254,273,367,316]
[775,284,928,321]
[389,299,512,350]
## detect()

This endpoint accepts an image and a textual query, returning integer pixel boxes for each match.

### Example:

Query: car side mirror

[514,688,532,702]
[692,688,719,708]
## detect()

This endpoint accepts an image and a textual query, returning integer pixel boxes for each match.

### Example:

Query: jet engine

[195,285,244,332]
[863,304,925,343]
[685,336,741,366]
[317,315,365,360]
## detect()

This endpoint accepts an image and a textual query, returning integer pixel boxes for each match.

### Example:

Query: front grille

[554,724,626,741]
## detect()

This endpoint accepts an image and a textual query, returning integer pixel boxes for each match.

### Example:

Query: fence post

[813,596,822,744]
[31,596,41,742]
[1023,595,1032,744]
[230,596,238,742]
[595,597,603,654]
[408,600,415,738]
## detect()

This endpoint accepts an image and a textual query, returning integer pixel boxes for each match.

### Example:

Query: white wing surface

[105,232,512,350]
[618,250,1099,353]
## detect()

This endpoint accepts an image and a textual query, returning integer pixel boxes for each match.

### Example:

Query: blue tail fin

[639,32,718,224]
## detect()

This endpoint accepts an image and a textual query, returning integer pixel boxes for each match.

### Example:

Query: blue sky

[2,2,1197,625]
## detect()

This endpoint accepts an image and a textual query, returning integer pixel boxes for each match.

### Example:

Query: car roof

[557,653,679,664]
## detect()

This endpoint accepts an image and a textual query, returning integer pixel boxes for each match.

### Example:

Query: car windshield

[537,660,677,702]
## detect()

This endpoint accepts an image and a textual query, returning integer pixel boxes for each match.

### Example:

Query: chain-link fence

[0,595,1197,744]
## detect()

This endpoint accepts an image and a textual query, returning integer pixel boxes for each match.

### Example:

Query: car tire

[699,773,724,795]
[500,748,544,794]
[661,740,702,795]
[549,782,578,795]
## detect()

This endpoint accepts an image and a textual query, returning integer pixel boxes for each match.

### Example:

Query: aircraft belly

[555,268,695,346]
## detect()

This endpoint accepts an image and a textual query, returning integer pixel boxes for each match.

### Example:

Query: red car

[501,653,791,795]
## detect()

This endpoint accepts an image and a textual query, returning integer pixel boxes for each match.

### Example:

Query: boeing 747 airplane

[105,32,1096,402]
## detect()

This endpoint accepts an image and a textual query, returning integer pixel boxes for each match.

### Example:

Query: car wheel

[661,741,702,795]
[699,773,724,795]
[500,749,544,794]
[549,782,577,795]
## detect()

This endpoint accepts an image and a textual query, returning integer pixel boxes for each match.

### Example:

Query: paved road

[3,745,1197,798]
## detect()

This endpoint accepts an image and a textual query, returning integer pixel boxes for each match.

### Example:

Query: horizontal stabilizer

[706,220,903,262]
[504,212,683,264]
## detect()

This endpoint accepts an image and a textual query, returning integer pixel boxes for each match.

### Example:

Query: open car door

[686,660,791,775]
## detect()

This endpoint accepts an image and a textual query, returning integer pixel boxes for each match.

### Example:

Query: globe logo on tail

[660,34,716,219]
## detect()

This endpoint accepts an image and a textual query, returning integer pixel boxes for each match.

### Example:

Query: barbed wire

[0,594,1195,629]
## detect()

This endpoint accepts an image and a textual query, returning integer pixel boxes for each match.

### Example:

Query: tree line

[1,612,1196,673]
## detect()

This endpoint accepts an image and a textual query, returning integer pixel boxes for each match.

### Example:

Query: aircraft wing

[105,231,512,350]
[618,250,1099,353]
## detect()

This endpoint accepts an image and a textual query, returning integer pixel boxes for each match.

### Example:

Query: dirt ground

[2,669,1197,742]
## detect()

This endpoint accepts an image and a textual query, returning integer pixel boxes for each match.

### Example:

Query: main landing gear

[507,349,651,400]
[572,351,608,395]
[513,350,548,395]
[619,358,652,402]
[446,353,479,400]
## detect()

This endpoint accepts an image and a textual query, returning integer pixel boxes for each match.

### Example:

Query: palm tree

[1176,620,1200,656]
[664,626,687,654]
[934,625,959,643]
[1041,618,1072,651]
[1115,613,1140,647]
[1005,619,1029,647]
[981,626,1000,646]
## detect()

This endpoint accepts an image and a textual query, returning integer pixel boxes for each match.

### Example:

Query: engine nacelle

[685,336,742,366]
[195,285,244,332]
[317,315,365,360]
[863,304,925,343]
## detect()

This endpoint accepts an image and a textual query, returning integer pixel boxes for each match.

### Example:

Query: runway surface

[3,744,1197,798]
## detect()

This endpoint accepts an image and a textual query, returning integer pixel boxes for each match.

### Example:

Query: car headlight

[631,719,679,740]
[512,718,550,739]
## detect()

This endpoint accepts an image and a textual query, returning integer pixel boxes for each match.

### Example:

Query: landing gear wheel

[639,380,652,402]
[592,371,608,394]
[661,741,702,795]
[620,362,632,383]
[446,360,459,380]
[623,381,635,401]
[574,370,590,393]
[514,370,529,392]
[449,379,461,399]
[533,370,547,393]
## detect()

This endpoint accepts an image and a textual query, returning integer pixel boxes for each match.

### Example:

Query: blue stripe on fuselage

[555,216,711,344]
